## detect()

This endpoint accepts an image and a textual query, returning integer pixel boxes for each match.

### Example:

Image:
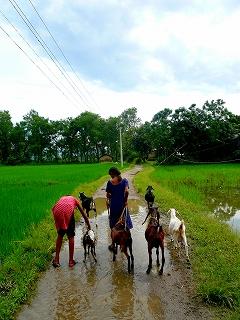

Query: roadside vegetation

[134,164,240,320]
[0,162,128,320]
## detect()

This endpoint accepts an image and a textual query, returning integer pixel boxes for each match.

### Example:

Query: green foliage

[1,100,239,165]
[0,163,111,261]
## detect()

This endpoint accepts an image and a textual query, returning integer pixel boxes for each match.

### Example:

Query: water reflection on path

[18,199,170,320]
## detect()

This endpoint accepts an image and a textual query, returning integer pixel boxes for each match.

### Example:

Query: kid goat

[168,208,189,261]
[82,229,97,263]
[143,206,165,275]
[111,208,134,274]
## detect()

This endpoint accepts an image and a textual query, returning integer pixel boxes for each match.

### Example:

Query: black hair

[108,167,121,176]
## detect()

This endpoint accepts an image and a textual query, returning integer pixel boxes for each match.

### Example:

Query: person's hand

[106,199,110,209]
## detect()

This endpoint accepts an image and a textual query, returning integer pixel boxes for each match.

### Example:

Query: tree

[0,110,13,163]
[151,108,174,162]
[21,110,51,162]
[119,107,141,161]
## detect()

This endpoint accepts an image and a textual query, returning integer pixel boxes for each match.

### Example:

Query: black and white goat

[168,208,189,261]
[83,230,97,263]
[145,186,155,208]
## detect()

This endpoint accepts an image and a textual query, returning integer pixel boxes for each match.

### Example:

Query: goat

[111,208,134,274]
[79,192,97,218]
[168,208,189,261]
[83,230,97,263]
[143,206,165,275]
[145,186,155,208]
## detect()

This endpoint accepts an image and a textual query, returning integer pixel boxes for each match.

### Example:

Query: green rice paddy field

[0,163,113,262]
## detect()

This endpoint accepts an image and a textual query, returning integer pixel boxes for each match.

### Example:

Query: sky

[0,0,240,124]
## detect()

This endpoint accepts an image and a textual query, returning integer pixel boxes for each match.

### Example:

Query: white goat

[168,208,189,261]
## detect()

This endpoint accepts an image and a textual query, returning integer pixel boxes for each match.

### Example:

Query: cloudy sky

[0,0,240,124]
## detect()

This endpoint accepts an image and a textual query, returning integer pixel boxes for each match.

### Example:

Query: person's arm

[106,181,111,209]
[77,204,91,230]
[124,179,129,207]
[106,192,111,209]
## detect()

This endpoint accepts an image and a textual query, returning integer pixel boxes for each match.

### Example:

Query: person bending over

[52,195,91,268]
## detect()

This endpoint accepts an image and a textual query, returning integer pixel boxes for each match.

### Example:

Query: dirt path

[17,166,213,320]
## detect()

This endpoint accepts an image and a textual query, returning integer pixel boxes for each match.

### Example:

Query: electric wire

[8,0,90,109]
[176,156,240,164]
[27,0,99,112]
[0,23,83,111]
[0,9,84,108]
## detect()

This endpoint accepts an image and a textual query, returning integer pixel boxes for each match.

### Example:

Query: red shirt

[52,196,80,230]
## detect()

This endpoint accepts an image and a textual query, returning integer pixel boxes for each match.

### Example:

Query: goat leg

[159,243,165,275]
[127,256,131,274]
[83,244,87,262]
[156,247,160,267]
[113,244,117,262]
[146,244,152,274]
[122,248,131,274]
[128,239,134,270]
[91,246,97,262]
[182,235,189,261]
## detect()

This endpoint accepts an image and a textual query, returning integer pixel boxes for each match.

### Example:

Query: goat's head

[142,205,159,225]
[79,192,87,201]
[146,185,154,192]
[167,208,177,218]
[83,230,95,245]
[149,206,159,219]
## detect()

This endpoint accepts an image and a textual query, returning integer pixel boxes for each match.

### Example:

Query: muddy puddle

[17,198,173,320]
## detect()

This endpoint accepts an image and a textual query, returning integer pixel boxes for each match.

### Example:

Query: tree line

[0,99,239,165]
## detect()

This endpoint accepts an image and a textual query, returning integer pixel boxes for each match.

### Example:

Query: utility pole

[119,126,123,167]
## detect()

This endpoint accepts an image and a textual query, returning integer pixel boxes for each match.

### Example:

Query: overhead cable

[8,0,90,109]
[0,23,83,111]
[28,0,99,112]
[0,9,83,108]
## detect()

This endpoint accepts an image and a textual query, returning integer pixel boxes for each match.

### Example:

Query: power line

[27,0,99,112]
[0,22,82,111]
[8,0,90,109]
[176,156,240,164]
[0,8,84,108]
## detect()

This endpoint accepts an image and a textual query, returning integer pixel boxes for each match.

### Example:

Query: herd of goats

[78,187,189,275]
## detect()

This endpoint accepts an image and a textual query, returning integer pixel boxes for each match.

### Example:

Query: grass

[0,162,129,320]
[134,164,240,320]
[0,163,117,261]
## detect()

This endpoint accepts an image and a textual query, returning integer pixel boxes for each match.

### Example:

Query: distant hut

[99,154,113,162]
[147,149,157,161]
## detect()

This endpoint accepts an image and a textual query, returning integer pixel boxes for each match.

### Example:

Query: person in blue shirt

[106,167,133,250]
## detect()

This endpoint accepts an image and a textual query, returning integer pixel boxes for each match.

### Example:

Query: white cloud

[1,1,240,126]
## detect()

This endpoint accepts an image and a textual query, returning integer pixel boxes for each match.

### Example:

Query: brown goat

[111,210,134,274]
[143,206,165,275]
